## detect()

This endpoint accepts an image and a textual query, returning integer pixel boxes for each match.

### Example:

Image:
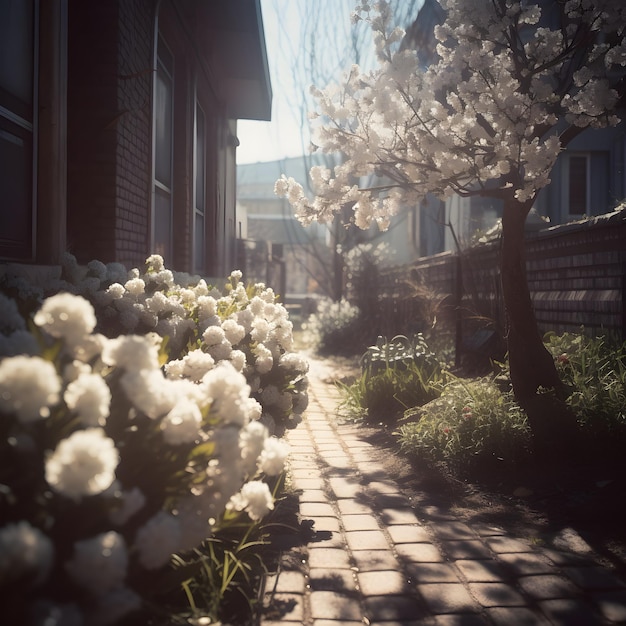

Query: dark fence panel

[376,209,626,363]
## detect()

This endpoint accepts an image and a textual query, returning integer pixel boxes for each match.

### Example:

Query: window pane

[195,104,205,211]
[155,68,172,187]
[0,0,34,118]
[0,126,32,258]
[154,188,172,261]
[194,213,205,273]
[569,156,587,214]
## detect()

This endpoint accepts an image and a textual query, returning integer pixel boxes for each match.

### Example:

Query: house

[237,154,428,300]
[0,0,271,278]
[237,155,331,298]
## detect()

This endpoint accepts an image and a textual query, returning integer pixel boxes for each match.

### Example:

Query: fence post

[455,254,463,368]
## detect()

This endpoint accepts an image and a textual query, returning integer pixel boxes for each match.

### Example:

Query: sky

[236,0,377,165]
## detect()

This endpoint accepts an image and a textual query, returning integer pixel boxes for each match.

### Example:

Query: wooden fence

[375,209,626,364]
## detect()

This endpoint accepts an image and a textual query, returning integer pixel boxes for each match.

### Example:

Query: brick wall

[115,0,153,269]
[376,210,626,360]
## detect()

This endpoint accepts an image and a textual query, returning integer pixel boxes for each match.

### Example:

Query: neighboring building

[237,155,428,298]
[237,155,329,297]
[0,0,271,277]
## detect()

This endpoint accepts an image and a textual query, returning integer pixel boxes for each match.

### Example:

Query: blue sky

[236,0,372,165]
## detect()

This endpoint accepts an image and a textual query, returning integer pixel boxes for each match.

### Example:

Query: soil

[316,353,626,579]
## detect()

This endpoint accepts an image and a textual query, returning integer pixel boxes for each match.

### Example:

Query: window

[152,37,173,261]
[0,0,36,260]
[193,102,206,273]
[566,153,590,215]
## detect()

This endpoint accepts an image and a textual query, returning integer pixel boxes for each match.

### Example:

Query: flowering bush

[304,296,363,355]
[0,289,291,624]
[398,378,531,475]
[2,253,309,437]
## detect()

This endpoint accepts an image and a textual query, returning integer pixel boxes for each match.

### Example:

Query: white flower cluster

[0,283,295,624]
[19,254,308,436]
[275,0,626,228]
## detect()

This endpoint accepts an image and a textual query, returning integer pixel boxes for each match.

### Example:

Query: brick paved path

[262,357,626,625]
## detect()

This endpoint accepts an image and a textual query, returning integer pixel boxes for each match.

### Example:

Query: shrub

[338,334,447,423]
[2,254,310,437]
[544,331,626,442]
[398,378,531,475]
[0,255,306,625]
[304,297,363,355]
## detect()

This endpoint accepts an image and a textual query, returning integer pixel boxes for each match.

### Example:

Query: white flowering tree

[276,0,626,434]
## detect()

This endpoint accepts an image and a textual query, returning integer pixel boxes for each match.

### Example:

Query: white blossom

[0,355,61,422]
[45,428,119,500]
[65,531,128,595]
[64,373,111,427]
[0,521,54,586]
[160,398,203,445]
[33,293,97,346]
[259,437,290,476]
[228,481,274,521]
[135,511,181,570]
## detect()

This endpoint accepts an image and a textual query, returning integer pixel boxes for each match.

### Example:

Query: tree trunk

[500,198,577,455]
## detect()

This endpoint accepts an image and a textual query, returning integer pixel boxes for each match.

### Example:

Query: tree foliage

[275,0,626,227]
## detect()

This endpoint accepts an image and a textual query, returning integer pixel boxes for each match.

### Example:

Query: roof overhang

[212,0,272,121]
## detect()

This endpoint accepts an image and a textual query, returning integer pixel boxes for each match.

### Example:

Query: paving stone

[472,523,507,537]
[538,598,603,625]
[310,590,362,621]
[356,462,388,478]
[380,507,421,525]
[406,562,463,583]
[420,504,457,520]
[374,493,412,508]
[310,516,341,534]
[300,502,336,517]
[517,574,579,600]
[434,615,490,625]
[388,524,431,544]
[432,521,476,540]
[441,540,492,560]
[368,480,402,494]
[353,549,400,572]
[342,513,381,531]
[325,456,353,470]
[396,542,445,563]
[357,570,410,595]
[370,621,428,626]
[346,529,390,551]
[486,607,550,625]
[364,595,426,621]
[312,621,363,626]
[592,589,626,622]
[468,582,526,607]
[264,592,304,622]
[497,552,555,576]
[329,476,363,498]
[294,477,326,491]
[299,488,329,503]
[308,547,352,569]
[265,570,306,594]
[455,559,507,582]
[309,567,357,592]
[418,582,478,614]
[338,499,374,515]
[486,536,533,554]
[562,565,626,590]
[291,467,320,479]
[542,548,595,567]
